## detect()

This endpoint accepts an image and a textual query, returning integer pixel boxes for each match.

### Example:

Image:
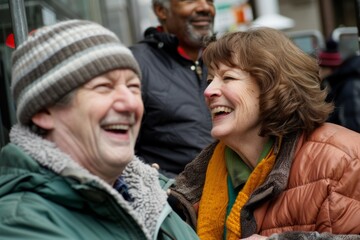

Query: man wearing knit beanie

[0,19,198,240]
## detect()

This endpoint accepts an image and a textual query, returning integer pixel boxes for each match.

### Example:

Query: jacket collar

[172,132,302,231]
[142,26,203,62]
[8,124,168,239]
[142,26,179,51]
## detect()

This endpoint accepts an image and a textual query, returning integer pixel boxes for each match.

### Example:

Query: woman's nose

[204,81,221,100]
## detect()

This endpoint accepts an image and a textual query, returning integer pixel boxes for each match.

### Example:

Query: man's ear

[31,110,54,130]
[154,3,168,22]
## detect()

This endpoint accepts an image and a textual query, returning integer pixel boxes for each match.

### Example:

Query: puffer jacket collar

[7,124,168,240]
[171,131,301,237]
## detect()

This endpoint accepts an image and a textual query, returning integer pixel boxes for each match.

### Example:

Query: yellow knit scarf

[197,141,277,240]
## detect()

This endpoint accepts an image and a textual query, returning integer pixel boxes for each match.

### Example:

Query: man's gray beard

[185,24,214,48]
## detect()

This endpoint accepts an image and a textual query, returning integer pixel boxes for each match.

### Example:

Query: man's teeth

[103,124,129,131]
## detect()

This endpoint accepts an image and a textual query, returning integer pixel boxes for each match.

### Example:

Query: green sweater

[0,124,198,240]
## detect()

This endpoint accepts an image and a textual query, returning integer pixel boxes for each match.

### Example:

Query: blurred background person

[319,39,360,132]
[0,19,199,240]
[130,0,215,177]
[170,27,360,240]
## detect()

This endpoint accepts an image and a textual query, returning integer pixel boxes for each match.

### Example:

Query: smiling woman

[169,27,360,240]
[205,64,261,151]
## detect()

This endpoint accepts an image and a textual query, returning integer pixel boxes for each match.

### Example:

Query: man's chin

[187,34,212,47]
[188,27,213,40]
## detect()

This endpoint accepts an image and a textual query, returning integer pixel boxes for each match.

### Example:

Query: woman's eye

[224,76,234,80]
[223,76,236,81]
[206,79,213,85]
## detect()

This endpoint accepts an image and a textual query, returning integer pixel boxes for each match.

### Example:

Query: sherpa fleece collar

[9,124,168,240]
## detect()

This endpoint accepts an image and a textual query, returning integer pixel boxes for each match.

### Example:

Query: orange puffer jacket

[255,123,360,237]
[171,123,360,239]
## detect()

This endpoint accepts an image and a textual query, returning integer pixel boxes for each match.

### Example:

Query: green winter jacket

[0,124,199,240]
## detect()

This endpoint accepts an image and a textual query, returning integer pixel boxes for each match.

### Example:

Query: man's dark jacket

[325,54,360,132]
[130,27,213,175]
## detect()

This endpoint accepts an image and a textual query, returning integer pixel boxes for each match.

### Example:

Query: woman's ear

[31,109,55,130]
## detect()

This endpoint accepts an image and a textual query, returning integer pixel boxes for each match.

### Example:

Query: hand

[241,234,268,240]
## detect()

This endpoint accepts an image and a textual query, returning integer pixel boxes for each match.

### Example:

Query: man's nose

[113,86,140,111]
[195,0,213,13]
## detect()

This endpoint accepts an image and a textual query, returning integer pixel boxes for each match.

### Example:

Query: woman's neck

[225,135,269,169]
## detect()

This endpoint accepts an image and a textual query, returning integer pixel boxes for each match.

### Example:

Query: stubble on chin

[186,24,214,48]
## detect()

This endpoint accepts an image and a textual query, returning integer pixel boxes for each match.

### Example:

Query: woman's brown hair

[202,27,333,137]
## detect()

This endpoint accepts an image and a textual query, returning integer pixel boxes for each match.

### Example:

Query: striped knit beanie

[11,19,141,125]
